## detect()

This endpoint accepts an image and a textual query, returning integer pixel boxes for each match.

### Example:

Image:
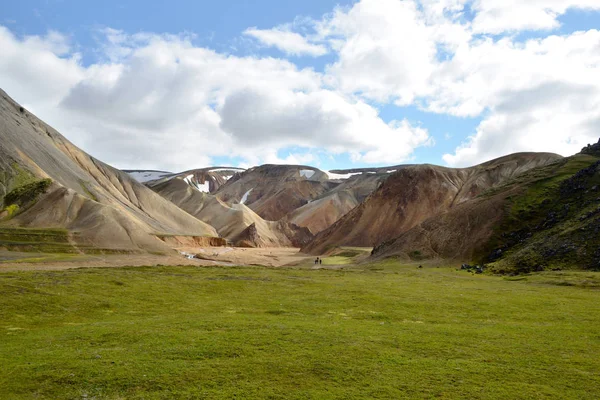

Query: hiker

[315,257,319,265]
[319,258,322,265]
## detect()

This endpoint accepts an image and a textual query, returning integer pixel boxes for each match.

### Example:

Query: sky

[1,0,600,172]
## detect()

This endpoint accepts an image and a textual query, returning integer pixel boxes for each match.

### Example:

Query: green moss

[0,228,143,255]
[78,180,98,201]
[481,154,600,273]
[4,178,52,207]
[0,227,70,243]
[0,227,75,254]
[2,204,19,219]
[9,163,37,189]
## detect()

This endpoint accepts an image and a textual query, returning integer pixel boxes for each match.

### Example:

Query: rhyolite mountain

[3,85,598,270]
[139,164,404,240]
[0,89,218,253]
[370,147,600,273]
[144,174,313,248]
[302,152,562,254]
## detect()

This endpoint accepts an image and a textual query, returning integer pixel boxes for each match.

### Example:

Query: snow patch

[326,171,362,180]
[386,170,397,173]
[210,168,245,173]
[127,171,172,183]
[300,169,315,179]
[240,188,253,204]
[184,174,210,193]
[196,181,210,193]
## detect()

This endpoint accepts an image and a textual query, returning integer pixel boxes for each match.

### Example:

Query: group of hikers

[314,257,323,265]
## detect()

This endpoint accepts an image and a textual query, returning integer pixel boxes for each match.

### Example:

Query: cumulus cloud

[0,27,82,109]
[318,0,439,105]
[2,0,600,171]
[309,0,600,166]
[243,26,327,56]
[0,26,430,171]
[439,30,600,165]
[471,0,600,34]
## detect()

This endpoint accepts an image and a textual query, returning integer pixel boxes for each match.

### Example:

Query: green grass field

[1,262,599,399]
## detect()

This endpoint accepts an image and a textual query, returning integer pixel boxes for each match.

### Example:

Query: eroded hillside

[0,89,217,253]
[371,149,600,272]
[302,152,562,254]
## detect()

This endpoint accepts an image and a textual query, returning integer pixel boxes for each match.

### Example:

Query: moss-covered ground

[1,262,599,399]
[480,154,600,273]
[0,228,139,256]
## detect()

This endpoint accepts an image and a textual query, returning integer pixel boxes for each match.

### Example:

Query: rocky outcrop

[580,138,600,157]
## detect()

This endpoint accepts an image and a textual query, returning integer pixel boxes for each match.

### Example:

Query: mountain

[123,170,174,183]
[371,148,600,273]
[144,176,312,247]
[212,165,334,221]
[135,167,246,193]
[0,89,218,253]
[142,163,404,238]
[281,169,401,234]
[302,152,562,255]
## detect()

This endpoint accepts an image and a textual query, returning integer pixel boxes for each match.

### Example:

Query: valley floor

[0,247,316,271]
[0,261,599,399]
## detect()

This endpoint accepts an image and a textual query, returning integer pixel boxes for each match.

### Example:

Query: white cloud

[244,26,327,56]
[471,0,600,34]
[308,0,600,166]
[3,0,600,172]
[0,26,430,171]
[440,30,600,166]
[318,0,441,105]
[0,27,83,109]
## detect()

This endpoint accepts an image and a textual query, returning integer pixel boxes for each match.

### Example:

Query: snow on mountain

[240,188,253,204]
[300,169,315,179]
[126,170,173,183]
[184,174,210,193]
[325,171,363,180]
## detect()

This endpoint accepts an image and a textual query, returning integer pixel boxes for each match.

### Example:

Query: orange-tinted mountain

[302,152,562,254]
[371,150,600,273]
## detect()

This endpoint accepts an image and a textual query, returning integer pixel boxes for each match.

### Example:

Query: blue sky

[1,0,599,171]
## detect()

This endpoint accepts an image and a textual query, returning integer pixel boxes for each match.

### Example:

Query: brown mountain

[146,163,402,237]
[213,165,334,221]
[371,151,600,272]
[0,89,218,253]
[147,176,312,247]
[302,152,562,255]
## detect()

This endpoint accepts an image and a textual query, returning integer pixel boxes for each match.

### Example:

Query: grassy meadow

[1,262,599,399]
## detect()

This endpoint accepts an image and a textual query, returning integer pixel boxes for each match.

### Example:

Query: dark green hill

[483,152,600,273]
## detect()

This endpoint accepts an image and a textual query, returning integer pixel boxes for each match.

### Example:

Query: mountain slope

[147,163,399,236]
[0,89,217,252]
[147,176,312,247]
[302,152,562,254]
[213,165,334,221]
[371,151,600,272]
